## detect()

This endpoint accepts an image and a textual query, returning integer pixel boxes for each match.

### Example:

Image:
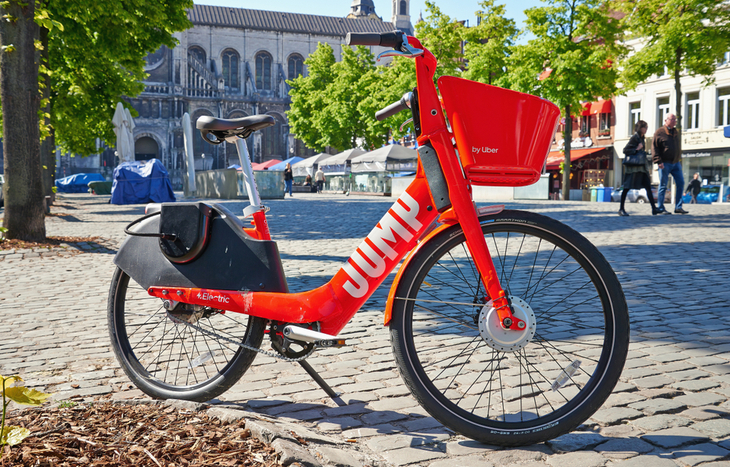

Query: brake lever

[400,118,414,133]
[376,32,424,63]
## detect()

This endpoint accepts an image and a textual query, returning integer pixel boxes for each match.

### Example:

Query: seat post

[233,137,262,207]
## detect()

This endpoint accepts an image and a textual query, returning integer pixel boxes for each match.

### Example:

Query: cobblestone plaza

[2,193,730,466]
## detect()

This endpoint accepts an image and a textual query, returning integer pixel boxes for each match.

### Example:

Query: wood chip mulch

[1,402,282,467]
[0,236,100,251]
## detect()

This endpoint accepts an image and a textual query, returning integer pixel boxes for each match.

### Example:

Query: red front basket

[438,76,560,187]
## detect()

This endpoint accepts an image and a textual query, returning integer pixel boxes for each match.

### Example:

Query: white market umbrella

[112,102,136,163]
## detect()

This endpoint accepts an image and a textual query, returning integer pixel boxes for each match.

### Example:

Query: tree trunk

[562,106,572,202]
[40,25,55,208]
[0,1,45,241]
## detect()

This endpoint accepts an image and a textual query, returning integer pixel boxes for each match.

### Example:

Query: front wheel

[108,268,266,402]
[390,210,629,446]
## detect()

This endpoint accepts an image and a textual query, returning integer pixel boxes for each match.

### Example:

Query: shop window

[580,115,589,134]
[686,92,699,130]
[657,97,670,127]
[718,87,730,127]
[288,54,304,80]
[629,102,641,135]
[256,52,272,91]
[221,49,239,89]
[598,113,610,136]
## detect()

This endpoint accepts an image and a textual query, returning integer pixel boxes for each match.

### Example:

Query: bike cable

[166,312,312,363]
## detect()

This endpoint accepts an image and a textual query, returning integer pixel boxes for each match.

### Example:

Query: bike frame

[148,36,519,336]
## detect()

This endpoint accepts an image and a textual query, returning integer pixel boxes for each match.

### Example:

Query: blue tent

[267,157,304,171]
[55,173,105,193]
[111,159,176,205]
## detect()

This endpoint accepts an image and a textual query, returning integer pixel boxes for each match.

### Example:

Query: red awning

[590,100,612,114]
[251,159,283,170]
[546,147,605,169]
[581,102,591,116]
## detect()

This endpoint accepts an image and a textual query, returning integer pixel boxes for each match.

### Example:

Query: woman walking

[619,120,660,216]
[284,163,293,197]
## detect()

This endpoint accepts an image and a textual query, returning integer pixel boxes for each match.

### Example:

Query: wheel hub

[478,296,536,352]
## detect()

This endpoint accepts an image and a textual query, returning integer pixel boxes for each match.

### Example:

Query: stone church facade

[125,1,413,175]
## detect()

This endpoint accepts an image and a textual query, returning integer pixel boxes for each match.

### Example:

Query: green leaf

[3,387,52,406]
[1,425,31,446]
[1,44,16,53]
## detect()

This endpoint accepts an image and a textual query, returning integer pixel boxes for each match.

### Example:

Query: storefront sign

[683,147,730,159]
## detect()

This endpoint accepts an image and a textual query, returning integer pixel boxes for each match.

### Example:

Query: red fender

[383,204,505,326]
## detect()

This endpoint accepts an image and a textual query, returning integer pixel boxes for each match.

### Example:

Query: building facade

[614,43,730,192]
[54,3,412,181]
[128,3,410,174]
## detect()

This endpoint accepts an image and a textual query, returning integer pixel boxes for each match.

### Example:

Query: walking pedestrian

[686,173,702,204]
[284,163,293,197]
[619,120,659,216]
[314,167,325,193]
[653,114,688,214]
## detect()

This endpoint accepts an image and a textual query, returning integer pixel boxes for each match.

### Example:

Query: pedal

[282,325,346,347]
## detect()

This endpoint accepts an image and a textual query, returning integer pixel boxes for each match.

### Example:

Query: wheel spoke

[395,214,627,441]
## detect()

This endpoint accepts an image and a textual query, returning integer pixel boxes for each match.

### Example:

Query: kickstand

[298,359,347,407]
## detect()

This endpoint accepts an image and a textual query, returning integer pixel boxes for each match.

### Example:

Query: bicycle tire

[108,267,266,402]
[390,210,629,446]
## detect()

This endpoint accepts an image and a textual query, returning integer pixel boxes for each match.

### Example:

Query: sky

[193,0,544,37]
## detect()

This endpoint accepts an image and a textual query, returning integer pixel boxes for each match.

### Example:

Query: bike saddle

[196,114,275,145]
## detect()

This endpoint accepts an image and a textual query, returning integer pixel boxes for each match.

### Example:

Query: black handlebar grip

[375,99,409,121]
[346,30,403,48]
[346,32,383,46]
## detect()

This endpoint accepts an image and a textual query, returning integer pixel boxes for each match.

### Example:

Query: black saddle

[196,115,275,145]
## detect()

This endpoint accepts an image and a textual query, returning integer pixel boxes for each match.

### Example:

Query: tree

[287,43,337,152]
[47,0,192,156]
[1,0,191,241]
[287,44,379,152]
[461,0,519,85]
[359,56,417,147]
[414,0,464,78]
[0,1,45,241]
[617,0,730,135]
[505,0,625,201]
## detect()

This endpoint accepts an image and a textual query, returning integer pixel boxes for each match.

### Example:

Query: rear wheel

[108,268,266,401]
[390,210,629,445]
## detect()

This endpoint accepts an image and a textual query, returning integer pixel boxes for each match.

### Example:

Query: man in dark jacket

[686,172,702,204]
[653,114,688,214]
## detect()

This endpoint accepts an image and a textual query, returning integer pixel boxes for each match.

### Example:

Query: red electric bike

[108,31,629,446]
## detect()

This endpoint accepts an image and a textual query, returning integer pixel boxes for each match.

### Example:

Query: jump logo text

[342,192,422,298]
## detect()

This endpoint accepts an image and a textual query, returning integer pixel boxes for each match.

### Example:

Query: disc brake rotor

[478,296,536,352]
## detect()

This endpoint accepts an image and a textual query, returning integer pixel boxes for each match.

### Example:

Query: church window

[221,49,239,89]
[188,46,206,65]
[256,52,272,91]
[288,54,304,79]
[399,0,406,15]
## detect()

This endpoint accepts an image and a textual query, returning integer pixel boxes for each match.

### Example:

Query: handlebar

[346,31,404,49]
[375,92,412,121]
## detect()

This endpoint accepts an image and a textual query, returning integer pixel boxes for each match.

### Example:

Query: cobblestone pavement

[2,192,730,467]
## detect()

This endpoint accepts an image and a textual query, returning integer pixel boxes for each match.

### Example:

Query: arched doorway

[135,136,159,161]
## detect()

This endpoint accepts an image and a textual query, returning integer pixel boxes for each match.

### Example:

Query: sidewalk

[2,193,729,466]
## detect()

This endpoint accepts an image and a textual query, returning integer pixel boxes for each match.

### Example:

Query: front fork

[427,131,524,331]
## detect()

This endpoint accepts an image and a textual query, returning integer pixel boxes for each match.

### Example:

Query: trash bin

[596,187,605,202]
[603,187,613,202]
[590,188,597,202]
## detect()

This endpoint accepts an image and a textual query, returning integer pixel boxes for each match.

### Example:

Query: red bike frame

[148,36,521,336]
